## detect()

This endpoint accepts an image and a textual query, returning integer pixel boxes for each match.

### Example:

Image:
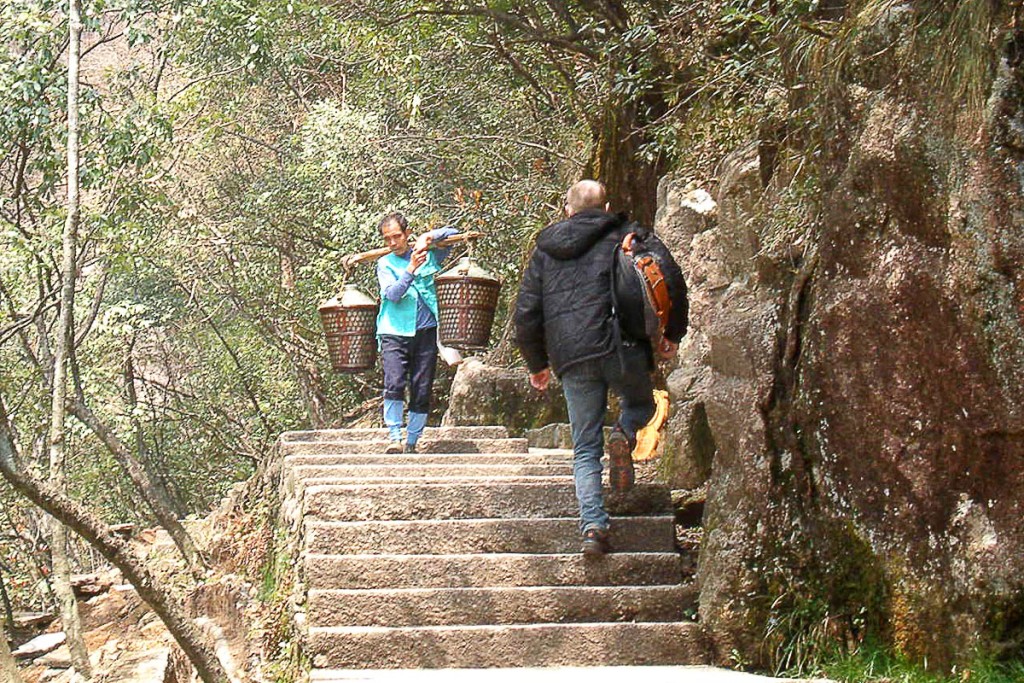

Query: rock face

[442,358,568,435]
[659,17,1024,670]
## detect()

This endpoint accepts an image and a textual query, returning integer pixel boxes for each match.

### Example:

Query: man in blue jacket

[376,212,459,454]
[514,180,688,556]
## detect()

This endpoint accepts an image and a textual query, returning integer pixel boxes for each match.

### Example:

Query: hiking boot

[385,440,403,454]
[404,441,419,454]
[581,527,610,556]
[607,427,635,493]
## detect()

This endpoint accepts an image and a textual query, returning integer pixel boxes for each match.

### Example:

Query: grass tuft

[814,643,1024,683]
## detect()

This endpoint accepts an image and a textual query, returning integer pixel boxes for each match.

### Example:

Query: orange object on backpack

[622,233,672,333]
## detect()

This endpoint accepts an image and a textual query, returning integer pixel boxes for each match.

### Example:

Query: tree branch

[385,6,600,59]
[484,29,559,111]
[0,401,230,683]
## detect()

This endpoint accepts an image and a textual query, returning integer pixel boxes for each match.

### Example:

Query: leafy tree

[330,0,701,224]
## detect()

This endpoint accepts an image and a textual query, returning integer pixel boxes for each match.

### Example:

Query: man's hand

[414,234,432,252]
[529,368,551,391]
[657,338,678,360]
[406,248,427,274]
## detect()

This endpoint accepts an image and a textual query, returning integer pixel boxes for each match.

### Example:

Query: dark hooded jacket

[514,209,688,376]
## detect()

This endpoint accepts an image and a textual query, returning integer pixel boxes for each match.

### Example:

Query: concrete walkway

[310,665,835,682]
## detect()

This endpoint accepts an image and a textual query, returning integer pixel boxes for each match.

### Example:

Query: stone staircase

[279,425,709,676]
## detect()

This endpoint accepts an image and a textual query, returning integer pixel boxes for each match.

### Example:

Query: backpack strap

[609,235,629,372]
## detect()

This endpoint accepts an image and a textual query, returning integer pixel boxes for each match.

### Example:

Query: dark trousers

[381,327,439,413]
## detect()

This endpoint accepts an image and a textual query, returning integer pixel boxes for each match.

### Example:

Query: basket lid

[319,284,377,311]
[436,256,500,283]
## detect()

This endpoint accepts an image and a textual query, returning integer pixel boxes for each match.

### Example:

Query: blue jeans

[560,345,655,533]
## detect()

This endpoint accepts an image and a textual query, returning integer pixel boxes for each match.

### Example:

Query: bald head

[565,180,608,216]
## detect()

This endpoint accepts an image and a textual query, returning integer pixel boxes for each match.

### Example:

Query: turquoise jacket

[376,250,442,337]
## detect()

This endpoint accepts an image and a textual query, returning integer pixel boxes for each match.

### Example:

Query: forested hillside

[2,1,1023,682]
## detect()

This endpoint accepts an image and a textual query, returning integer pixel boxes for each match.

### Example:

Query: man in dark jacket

[514,179,688,556]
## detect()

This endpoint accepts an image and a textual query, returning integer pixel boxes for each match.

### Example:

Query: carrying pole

[341,231,484,269]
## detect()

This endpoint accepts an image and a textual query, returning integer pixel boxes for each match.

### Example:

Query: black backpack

[610,227,672,342]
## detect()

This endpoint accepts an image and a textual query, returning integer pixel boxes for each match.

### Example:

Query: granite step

[309,667,828,683]
[284,452,571,467]
[290,463,571,481]
[307,621,709,669]
[301,482,672,521]
[303,552,687,589]
[293,476,575,490]
[308,584,697,627]
[282,426,510,442]
[281,438,529,455]
[304,516,676,555]
[284,425,710,677]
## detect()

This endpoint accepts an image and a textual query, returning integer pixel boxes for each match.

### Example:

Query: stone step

[290,463,571,481]
[305,516,676,555]
[285,452,571,467]
[282,426,511,442]
[309,666,829,683]
[307,622,709,669]
[281,438,529,456]
[302,482,673,521]
[304,552,686,589]
[308,584,697,627]
[294,475,575,489]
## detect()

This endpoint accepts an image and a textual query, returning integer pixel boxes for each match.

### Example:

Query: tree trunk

[0,567,15,634]
[49,0,90,675]
[583,96,668,227]
[0,419,231,683]
[0,620,23,683]
[295,361,329,428]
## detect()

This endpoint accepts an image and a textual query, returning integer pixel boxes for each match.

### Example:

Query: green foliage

[755,517,889,677]
[820,643,1024,683]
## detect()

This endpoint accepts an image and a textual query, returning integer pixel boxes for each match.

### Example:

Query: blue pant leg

[383,399,405,442]
[561,361,609,533]
[406,411,428,446]
[407,327,439,414]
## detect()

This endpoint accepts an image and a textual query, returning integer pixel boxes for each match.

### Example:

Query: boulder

[71,573,113,598]
[12,631,65,659]
[442,358,568,434]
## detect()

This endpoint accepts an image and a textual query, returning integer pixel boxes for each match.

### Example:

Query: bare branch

[167,66,246,102]
[0,405,229,683]
[73,266,108,348]
[384,5,600,59]
[484,29,559,111]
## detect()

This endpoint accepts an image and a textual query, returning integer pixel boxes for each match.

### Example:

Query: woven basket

[435,257,501,351]
[319,285,378,372]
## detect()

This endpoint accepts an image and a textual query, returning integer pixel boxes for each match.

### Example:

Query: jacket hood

[535,209,627,260]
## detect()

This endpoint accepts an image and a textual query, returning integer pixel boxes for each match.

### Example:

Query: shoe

[403,442,419,454]
[385,440,403,454]
[607,427,635,493]
[581,528,610,556]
